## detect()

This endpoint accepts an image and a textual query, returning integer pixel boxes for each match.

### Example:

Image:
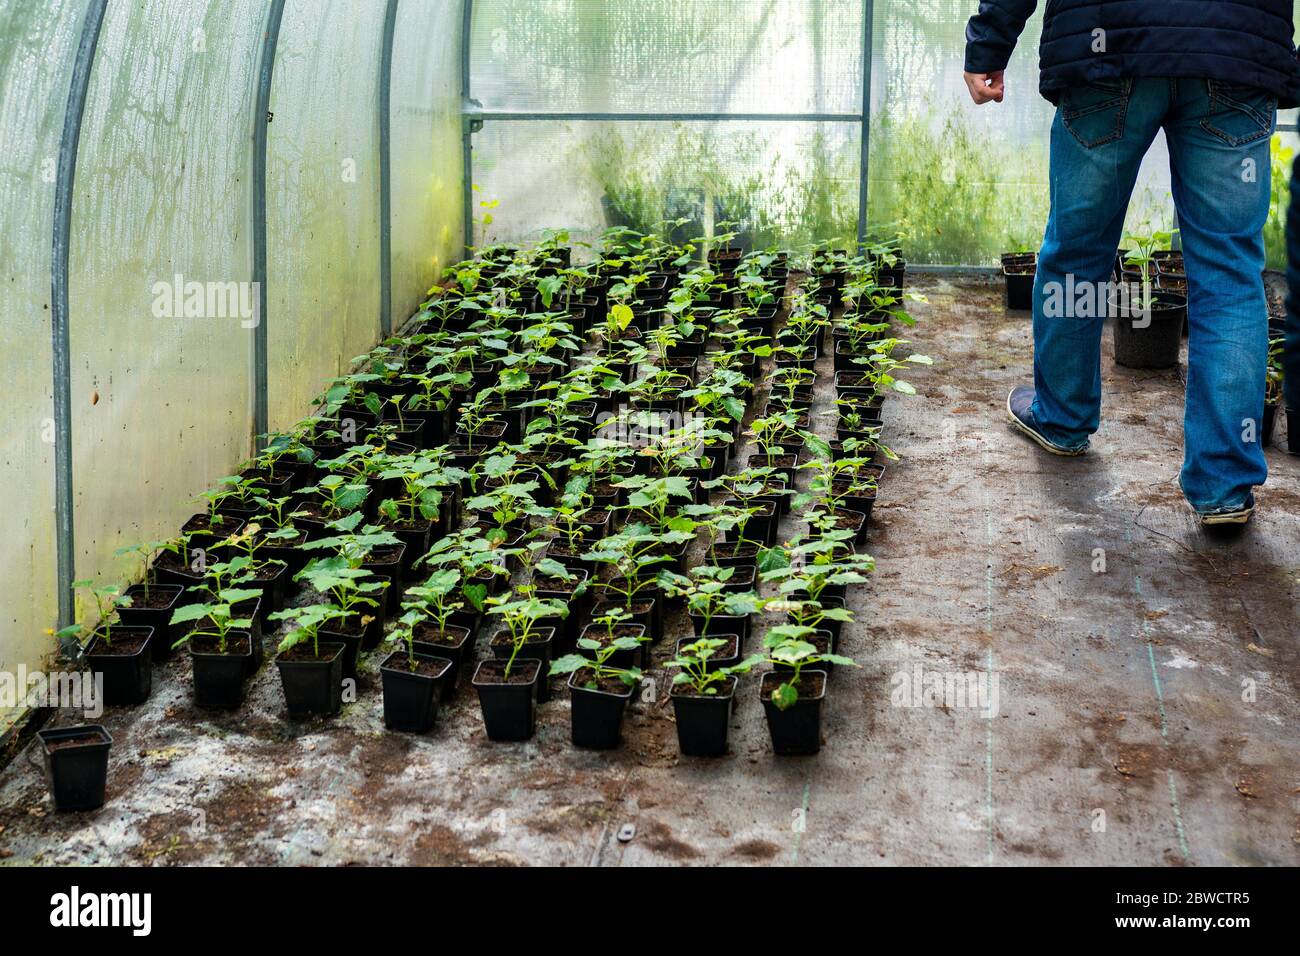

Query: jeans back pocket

[1061,78,1133,149]
[1202,80,1276,147]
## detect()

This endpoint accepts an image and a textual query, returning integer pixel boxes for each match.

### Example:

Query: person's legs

[1028,79,1166,447]
[1164,80,1273,512]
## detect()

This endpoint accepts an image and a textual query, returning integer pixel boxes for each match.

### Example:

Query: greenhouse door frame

[459,0,876,256]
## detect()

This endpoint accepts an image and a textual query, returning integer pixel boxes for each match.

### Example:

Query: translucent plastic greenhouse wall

[0,0,81,718]
[468,0,1297,266]
[0,0,464,728]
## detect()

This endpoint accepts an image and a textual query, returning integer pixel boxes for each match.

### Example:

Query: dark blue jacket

[965,1,1300,108]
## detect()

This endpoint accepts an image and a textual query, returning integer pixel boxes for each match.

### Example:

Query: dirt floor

[2,273,1298,866]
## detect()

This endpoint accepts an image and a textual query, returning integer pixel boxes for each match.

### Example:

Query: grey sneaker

[1198,492,1255,527]
[1006,386,1088,457]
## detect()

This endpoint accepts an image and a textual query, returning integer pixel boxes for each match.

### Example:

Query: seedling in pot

[170,600,255,655]
[668,637,755,696]
[744,626,859,711]
[658,566,763,637]
[401,569,464,635]
[619,474,696,533]
[298,473,369,520]
[112,541,171,602]
[59,581,131,651]
[550,641,642,691]
[486,596,569,679]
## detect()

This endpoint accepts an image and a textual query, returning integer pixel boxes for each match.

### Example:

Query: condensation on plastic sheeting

[67,0,261,635]
[472,0,865,115]
[266,0,384,430]
[473,118,861,252]
[391,0,465,320]
[469,0,865,251]
[0,0,82,724]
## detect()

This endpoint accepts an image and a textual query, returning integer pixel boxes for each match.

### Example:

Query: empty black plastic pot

[38,725,112,812]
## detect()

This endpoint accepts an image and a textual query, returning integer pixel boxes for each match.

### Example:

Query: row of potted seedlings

[38,230,927,807]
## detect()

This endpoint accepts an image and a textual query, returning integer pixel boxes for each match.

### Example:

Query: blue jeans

[1031,78,1274,511]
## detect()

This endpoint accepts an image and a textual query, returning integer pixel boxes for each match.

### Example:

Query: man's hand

[964,70,1005,104]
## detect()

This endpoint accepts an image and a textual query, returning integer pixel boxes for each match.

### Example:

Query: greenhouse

[1,0,1298,881]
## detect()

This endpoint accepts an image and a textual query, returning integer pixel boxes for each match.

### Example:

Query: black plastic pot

[1287,407,1299,455]
[760,670,827,756]
[578,623,648,669]
[1263,400,1279,448]
[189,632,253,709]
[116,584,185,663]
[380,651,452,733]
[1003,265,1035,311]
[84,627,154,706]
[275,642,346,718]
[690,612,750,646]
[592,596,662,644]
[410,624,472,693]
[568,671,636,749]
[37,725,112,812]
[249,560,290,619]
[671,676,737,757]
[707,542,760,568]
[675,633,742,674]
[473,658,540,742]
[321,619,366,683]
[1111,291,1186,369]
[489,627,556,701]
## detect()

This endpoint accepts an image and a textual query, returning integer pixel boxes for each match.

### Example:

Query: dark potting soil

[183,514,242,535]
[411,623,465,646]
[673,675,737,698]
[127,589,178,609]
[587,625,645,646]
[476,659,537,684]
[153,552,198,573]
[828,512,863,531]
[381,652,450,678]
[571,668,634,695]
[380,517,429,532]
[365,549,402,566]
[332,615,370,637]
[46,733,107,753]
[596,599,653,617]
[191,633,252,656]
[279,643,338,662]
[294,502,348,522]
[489,629,551,648]
[252,562,284,580]
[535,575,582,596]
[86,632,149,657]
